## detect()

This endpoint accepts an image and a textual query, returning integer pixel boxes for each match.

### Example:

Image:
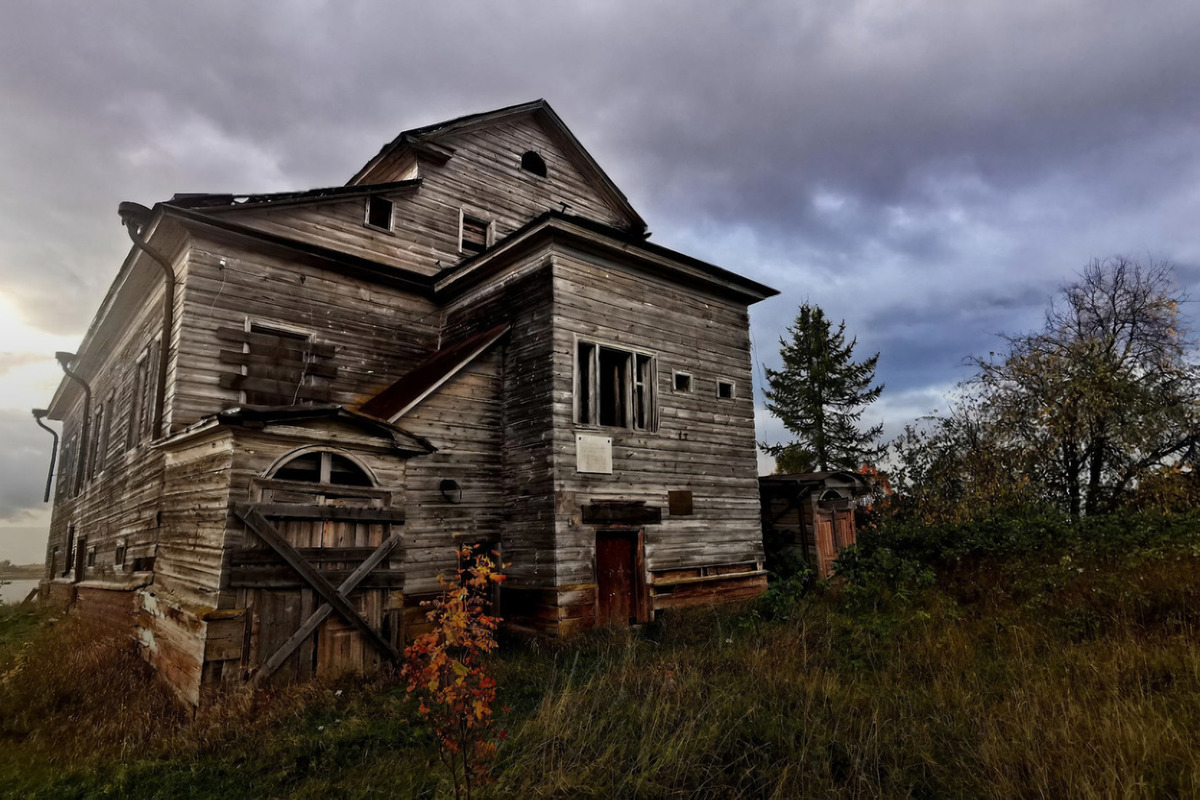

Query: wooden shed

[759,472,868,578]
[37,100,778,704]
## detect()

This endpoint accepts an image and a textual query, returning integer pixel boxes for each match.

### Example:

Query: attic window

[521,150,548,178]
[365,196,394,231]
[460,213,490,255]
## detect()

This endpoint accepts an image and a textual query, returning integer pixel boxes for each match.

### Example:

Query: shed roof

[358,324,510,422]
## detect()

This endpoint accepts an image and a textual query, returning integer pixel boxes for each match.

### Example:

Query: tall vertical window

[128,339,158,446]
[460,213,489,255]
[88,402,105,480]
[576,340,656,431]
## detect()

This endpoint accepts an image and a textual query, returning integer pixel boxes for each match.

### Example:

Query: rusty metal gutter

[118,201,175,439]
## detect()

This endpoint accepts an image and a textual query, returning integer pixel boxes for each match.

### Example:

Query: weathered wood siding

[548,249,764,589]
[172,239,440,430]
[226,115,633,279]
[400,345,505,595]
[441,259,559,595]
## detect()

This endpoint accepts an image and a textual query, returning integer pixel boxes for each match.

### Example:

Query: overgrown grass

[2,511,1199,797]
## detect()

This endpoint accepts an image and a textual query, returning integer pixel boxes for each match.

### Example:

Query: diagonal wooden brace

[236,505,401,676]
[248,529,403,686]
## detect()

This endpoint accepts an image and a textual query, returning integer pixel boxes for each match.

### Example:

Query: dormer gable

[348,100,647,237]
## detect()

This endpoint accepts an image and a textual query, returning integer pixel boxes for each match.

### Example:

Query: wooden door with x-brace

[230,451,405,684]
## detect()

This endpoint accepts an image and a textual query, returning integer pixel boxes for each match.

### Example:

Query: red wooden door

[596,533,636,626]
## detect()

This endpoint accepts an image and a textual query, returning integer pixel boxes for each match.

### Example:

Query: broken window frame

[575,338,658,432]
[459,211,491,256]
[364,195,394,231]
[127,338,159,448]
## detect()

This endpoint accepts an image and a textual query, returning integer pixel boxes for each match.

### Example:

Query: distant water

[0,579,39,605]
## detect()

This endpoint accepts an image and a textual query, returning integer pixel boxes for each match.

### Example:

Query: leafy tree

[967,258,1200,516]
[402,545,505,800]
[762,303,884,472]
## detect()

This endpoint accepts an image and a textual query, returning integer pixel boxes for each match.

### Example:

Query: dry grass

[0,521,1197,798]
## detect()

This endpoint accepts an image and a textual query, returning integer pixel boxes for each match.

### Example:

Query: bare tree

[969,258,1200,515]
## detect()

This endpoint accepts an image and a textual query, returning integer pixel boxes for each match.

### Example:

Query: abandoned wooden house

[759,472,868,579]
[37,99,778,704]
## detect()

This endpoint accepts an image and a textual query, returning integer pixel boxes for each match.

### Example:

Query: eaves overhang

[434,212,779,306]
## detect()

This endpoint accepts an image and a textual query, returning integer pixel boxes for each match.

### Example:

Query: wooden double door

[232,478,404,684]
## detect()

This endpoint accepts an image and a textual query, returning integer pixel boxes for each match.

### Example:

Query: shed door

[815,512,837,579]
[596,531,636,626]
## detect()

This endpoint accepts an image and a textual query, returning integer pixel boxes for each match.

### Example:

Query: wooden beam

[249,503,406,523]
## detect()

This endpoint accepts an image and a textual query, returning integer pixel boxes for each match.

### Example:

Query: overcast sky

[2,1,1200,563]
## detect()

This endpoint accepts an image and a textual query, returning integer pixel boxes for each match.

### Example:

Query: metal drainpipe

[118,202,175,439]
[55,352,91,495]
[32,409,58,502]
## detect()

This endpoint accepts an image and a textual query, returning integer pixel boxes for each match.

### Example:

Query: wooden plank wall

[172,242,441,431]
[442,261,559,593]
[400,346,505,596]
[548,250,764,587]
[44,261,175,594]
[228,115,631,279]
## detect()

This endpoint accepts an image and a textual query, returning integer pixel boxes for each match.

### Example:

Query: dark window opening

[114,540,126,567]
[86,546,96,568]
[673,372,692,393]
[366,196,394,230]
[273,450,373,487]
[63,525,76,577]
[461,214,489,255]
[718,380,735,399]
[128,339,158,446]
[576,341,656,431]
[521,150,547,178]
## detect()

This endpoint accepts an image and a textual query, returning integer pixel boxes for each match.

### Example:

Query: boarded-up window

[576,340,656,431]
[460,214,489,255]
[216,324,337,407]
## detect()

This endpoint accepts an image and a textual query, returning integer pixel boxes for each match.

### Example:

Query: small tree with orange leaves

[402,545,504,800]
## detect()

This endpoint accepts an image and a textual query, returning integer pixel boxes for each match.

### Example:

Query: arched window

[271,450,374,487]
[820,489,846,502]
[521,150,547,178]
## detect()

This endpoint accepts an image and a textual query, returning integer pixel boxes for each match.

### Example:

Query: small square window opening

[717,380,735,399]
[673,372,693,393]
[365,196,394,231]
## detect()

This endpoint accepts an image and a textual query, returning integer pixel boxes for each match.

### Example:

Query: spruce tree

[763,303,884,472]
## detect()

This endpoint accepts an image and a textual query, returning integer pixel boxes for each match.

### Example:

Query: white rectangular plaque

[576,433,613,474]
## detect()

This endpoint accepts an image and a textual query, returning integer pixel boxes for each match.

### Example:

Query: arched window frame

[520,150,548,178]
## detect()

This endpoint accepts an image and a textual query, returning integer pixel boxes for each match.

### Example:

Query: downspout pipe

[32,408,58,502]
[55,352,91,496]
[118,201,175,440]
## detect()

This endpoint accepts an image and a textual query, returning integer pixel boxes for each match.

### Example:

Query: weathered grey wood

[249,530,402,686]
[245,503,405,523]
[235,505,398,662]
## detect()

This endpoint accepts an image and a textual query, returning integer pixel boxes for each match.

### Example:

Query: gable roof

[348,99,647,234]
[358,323,510,422]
